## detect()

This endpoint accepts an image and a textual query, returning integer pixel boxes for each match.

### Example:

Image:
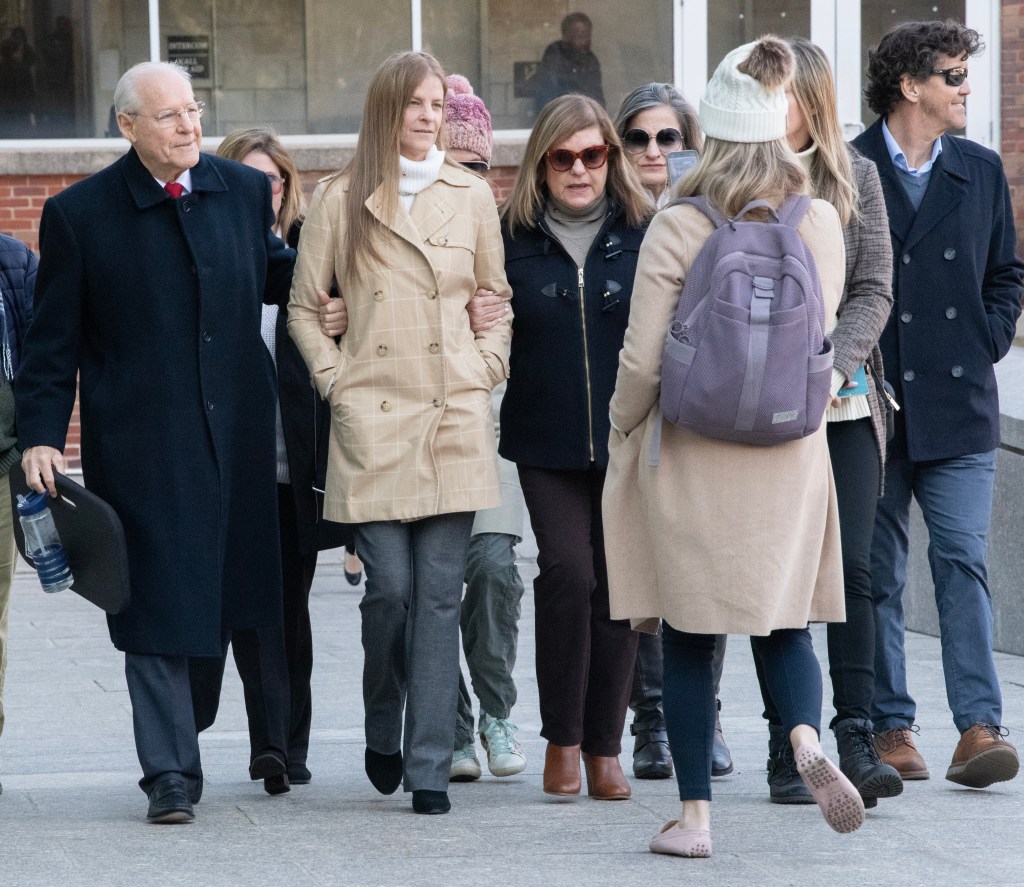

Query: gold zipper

[578,266,595,461]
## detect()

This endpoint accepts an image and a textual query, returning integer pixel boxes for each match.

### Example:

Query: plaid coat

[288,163,512,524]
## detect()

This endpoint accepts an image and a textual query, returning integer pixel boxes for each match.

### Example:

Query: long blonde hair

[338,51,448,276]
[785,38,857,226]
[217,126,306,236]
[501,94,651,237]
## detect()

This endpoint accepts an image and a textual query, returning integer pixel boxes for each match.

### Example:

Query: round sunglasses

[930,65,968,87]
[622,127,683,155]
[544,144,612,172]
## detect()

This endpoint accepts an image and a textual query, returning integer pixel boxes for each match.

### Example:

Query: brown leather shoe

[874,727,930,780]
[582,752,631,800]
[946,724,1019,788]
[543,743,581,796]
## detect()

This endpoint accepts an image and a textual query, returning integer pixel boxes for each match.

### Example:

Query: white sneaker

[450,744,482,782]
[479,713,527,777]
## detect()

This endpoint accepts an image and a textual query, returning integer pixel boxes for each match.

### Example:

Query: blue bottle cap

[16,491,50,517]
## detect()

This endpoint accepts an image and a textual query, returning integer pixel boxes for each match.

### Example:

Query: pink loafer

[795,745,865,833]
[648,820,712,858]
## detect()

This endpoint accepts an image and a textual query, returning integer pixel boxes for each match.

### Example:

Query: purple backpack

[656,194,833,451]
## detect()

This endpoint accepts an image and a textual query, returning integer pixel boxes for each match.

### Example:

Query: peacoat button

[900,311,913,323]
[946,307,957,319]
[951,365,964,378]
[380,400,392,412]
[428,342,439,353]
[373,291,384,302]
[206,400,214,411]
[902,254,911,265]
[202,330,211,343]
[377,344,388,356]
[432,398,443,407]
[903,370,915,382]
[944,248,956,260]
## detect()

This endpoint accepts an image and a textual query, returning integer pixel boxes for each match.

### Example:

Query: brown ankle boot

[543,743,582,795]
[582,752,631,800]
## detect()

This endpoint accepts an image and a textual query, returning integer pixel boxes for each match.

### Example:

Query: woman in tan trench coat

[288,51,511,815]
[604,37,862,857]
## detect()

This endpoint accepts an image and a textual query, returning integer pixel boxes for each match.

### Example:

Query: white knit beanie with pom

[699,36,794,143]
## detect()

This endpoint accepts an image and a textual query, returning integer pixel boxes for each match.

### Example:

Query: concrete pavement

[1,539,1023,887]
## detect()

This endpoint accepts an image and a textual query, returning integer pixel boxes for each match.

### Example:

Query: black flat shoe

[365,747,403,795]
[412,789,450,814]
[344,567,363,586]
[264,772,291,795]
[147,779,195,824]
[288,764,312,785]
[250,750,287,781]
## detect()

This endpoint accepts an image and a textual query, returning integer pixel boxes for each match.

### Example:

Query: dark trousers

[664,623,821,801]
[189,485,316,766]
[518,464,638,756]
[755,418,878,729]
[630,632,727,731]
[125,652,203,797]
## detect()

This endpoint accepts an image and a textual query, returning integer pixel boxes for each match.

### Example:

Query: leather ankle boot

[543,743,581,796]
[834,718,903,803]
[767,724,813,804]
[631,723,673,779]
[712,700,733,777]
[582,752,631,800]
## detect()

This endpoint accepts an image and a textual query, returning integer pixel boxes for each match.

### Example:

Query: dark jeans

[756,418,879,729]
[630,632,727,731]
[518,464,638,756]
[664,622,821,801]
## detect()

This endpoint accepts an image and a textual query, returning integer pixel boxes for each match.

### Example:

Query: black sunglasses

[931,66,968,87]
[544,144,612,172]
[459,160,489,174]
[622,127,683,155]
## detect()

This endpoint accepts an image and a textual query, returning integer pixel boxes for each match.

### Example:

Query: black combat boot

[767,724,813,803]
[833,717,903,807]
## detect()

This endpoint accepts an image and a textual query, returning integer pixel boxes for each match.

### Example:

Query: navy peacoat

[15,148,295,656]
[853,121,1024,462]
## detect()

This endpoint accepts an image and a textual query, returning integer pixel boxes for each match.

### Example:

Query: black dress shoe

[631,724,673,779]
[365,747,403,794]
[264,773,291,795]
[147,779,195,824]
[412,789,450,814]
[249,750,287,781]
[288,764,312,785]
[189,774,203,805]
[712,700,734,777]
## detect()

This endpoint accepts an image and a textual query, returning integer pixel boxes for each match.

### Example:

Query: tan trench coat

[288,163,512,524]
[604,200,846,636]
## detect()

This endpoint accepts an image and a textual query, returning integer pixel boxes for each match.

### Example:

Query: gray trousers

[356,512,474,792]
[454,532,525,748]
[630,632,728,730]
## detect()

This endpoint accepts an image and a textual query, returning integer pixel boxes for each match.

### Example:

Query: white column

[679,0,708,107]
[411,0,423,51]
[965,0,999,150]
[149,0,160,61]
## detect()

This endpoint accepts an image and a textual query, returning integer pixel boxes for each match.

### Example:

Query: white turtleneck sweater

[399,146,445,212]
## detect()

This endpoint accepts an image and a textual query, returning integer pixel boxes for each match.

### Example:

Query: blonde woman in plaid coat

[288,51,511,815]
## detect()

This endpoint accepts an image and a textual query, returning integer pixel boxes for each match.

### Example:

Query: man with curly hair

[853,20,1022,789]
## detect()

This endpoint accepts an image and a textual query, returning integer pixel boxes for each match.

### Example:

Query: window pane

[707,1,810,79]
[860,1,966,130]
[425,1,672,130]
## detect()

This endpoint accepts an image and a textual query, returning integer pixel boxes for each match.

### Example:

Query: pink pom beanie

[445,74,492,165]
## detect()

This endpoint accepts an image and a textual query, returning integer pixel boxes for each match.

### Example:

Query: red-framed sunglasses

[544,144,612,172]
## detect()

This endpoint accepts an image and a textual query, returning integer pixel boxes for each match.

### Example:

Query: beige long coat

[604,200,846,636]
[288,163,512,524]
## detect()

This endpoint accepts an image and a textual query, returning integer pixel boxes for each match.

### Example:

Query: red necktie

[164,182,185,199]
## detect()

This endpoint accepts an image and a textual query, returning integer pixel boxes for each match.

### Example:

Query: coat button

[432,398,443,407]
[944,248,956,260]
[946,307,957,319]
[380,401,392,412]
[902,254,911,265]
[377,344,388,356]
[426,289,437,300]
[951,365,964,378]
[439,236,448,246]
[206,400,214,411]
[903,370,915,382]
[203,330,211,342]
[373,291,384,302]
[428,343,439,354]
[900,311,912,323]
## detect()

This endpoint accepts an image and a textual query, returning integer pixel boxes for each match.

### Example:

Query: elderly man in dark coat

[16,61,294,823]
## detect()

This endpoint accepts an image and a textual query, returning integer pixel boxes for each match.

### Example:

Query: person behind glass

[440,74,529,783]
[498,93,650,801]
[853,20,1022,789]
[287,51,512,815]
[533,12,604,112]
[612,82,732,782]
[0,233,36,799]
[604,37,863,857]
[187,126,352,795]
[748,37,901,810]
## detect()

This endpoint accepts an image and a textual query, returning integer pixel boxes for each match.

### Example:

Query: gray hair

[613,82,704,154]
[114,61,192,115]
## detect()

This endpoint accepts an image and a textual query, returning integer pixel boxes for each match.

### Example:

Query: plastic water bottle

[16,491,74,593]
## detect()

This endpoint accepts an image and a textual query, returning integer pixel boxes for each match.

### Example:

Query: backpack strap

[775,193,812,228]
[666,195,728,229]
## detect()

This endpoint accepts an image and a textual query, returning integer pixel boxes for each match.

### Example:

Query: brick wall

[2,164,522,469]
[1002,3,1024,255]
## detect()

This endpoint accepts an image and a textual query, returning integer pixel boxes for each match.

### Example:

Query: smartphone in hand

[667,149,699,188]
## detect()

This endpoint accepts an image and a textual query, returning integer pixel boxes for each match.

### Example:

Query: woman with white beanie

[603,35,864,857]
